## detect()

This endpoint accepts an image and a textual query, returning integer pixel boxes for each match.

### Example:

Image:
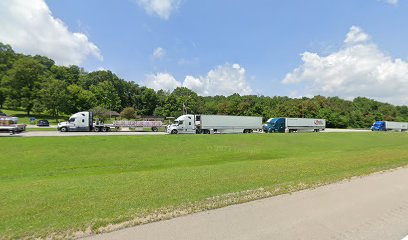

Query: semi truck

[0,116,26,134]
[166,114,262,134]
[57,111,162,132]
[371,121,408,132]
[263,118,326,133]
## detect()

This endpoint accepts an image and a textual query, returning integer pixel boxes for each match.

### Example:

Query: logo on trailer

[314,120,323,125]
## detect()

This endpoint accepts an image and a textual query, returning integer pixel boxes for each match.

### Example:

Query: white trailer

[385,121,408,131]
[286,118,326,132]
[263,117,325,133]
[167,114,262,134]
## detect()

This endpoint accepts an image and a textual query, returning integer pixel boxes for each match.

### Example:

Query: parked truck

[263,118,326,133]
[57,111,162,132]
[0,116,26,134]
[166,114,262,134]
[371,121,408,132]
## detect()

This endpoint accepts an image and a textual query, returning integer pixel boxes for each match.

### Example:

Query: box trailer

[167,114,262,134]
[263,117,326,133]
[371,121,408,132]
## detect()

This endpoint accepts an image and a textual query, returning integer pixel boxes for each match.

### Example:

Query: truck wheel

[94,127,100,132]
[152,127,158,132]
[102,127,108,132]
[196,129,202,134]
[171,129,178,134]
[249,129,253,133]
[60,127,68,132]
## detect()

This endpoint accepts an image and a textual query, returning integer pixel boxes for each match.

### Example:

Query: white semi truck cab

[58,111,112,132]
[167,114,262,134]
[167,114,199,134]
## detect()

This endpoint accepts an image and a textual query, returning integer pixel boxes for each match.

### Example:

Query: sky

[0,0,407,105]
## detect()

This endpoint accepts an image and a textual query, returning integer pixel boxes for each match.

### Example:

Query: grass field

[1,133,408,238]
[26,127,57,132]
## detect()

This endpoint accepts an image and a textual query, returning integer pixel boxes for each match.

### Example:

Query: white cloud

[183,63,252,96]
[383,0,399,5]
[144,63,253,96]
[152,47,166,59]
[344,26,370,45]
[145,73,181,91]
[283,26,408,105]
[136,0,181,20]
[0,0,102,66]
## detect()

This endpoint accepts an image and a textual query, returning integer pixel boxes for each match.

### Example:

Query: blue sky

[1,0,407,105]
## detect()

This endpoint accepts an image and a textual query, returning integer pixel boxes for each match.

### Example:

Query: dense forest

[1,42,407,128]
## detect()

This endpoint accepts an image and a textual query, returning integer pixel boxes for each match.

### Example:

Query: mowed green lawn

[1,133,408,238]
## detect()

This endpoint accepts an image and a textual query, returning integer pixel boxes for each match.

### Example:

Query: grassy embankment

[1,133,408,238]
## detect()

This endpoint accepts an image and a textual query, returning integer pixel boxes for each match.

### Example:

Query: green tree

[2,57,45,115]
[51,65,81,85]
[90,81,121,111]
[0,88,5,109]
[33,55,55,70]
[38,79,69,122]
[139,88,158,115]
[0,43,17,79]
[67,84,96,113]
[90,106,110,122]
[120,107,136,120]
[171,87,198,114]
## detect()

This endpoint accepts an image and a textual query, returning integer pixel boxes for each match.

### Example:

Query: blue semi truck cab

[371,121,386,131]
[263,118,285,133]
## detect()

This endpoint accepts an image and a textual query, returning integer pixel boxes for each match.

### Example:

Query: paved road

[1,128,372,137]
[85,167,408,240]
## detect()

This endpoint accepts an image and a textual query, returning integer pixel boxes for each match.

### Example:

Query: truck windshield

[267,118,279,125]
[68,118,75,122]
[373,122,384,127]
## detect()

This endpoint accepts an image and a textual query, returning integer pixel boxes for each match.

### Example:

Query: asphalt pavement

[0,128,373,137]
[84,167,408,240]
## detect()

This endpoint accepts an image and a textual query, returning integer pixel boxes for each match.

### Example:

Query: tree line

[1,42,407,128]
